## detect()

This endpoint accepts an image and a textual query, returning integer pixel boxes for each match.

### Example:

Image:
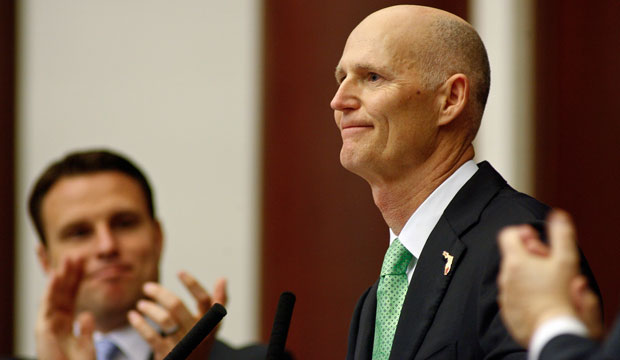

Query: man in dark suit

[330,5,599,359]
[498,210,619,360]
[29,149,266,360]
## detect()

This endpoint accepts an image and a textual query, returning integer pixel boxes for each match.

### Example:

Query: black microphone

[164,303,227,360]
[265,291,296,360]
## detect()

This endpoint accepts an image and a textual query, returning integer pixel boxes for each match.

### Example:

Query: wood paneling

[260,1,467,357]
[535,0,620,329]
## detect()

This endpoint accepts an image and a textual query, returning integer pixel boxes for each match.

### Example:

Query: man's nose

[330,80,360,111]
[95,225,119,257]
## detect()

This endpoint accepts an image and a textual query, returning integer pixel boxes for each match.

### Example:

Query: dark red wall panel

[535,0,620,330]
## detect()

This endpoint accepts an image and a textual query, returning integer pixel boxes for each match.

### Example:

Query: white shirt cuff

[528,315,588,360]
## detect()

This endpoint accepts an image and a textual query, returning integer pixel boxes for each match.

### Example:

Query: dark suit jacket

[539,314,620,360]
[346,162,599,360]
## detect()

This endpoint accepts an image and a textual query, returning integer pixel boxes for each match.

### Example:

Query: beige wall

[15,1,261,356]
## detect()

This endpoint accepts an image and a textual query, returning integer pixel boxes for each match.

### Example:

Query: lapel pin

[442,251,454,276]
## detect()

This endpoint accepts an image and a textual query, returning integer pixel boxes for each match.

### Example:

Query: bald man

[330,5,599,359]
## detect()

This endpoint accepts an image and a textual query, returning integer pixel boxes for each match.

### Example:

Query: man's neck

[370,145,474,234]
[96,314,131,334]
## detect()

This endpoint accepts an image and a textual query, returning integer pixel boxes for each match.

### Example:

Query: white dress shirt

[389,160,478,283]
[93,325,152,360]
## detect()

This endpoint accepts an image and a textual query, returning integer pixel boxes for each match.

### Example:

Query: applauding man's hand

[36,257,96,360]
[128,272,227,360]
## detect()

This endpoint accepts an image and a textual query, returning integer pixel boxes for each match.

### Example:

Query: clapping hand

[128,272,227,360]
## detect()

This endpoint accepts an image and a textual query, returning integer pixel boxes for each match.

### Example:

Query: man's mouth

[88,264,132,281]
[341,123,374,135]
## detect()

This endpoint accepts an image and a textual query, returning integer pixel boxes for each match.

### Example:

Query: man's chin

[78,285,141,315]
[340,149,370,174]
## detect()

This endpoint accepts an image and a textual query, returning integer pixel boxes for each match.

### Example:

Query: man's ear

[437,73,469,126]
[37,243,52,275]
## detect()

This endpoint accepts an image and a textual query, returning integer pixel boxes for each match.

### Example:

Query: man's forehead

[335,26,417,77]
[41,172,147,226]
[340,12,430,64]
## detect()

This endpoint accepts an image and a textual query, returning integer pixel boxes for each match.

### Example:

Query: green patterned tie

[373,237,414,360]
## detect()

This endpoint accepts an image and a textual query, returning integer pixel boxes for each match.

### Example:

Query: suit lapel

[388,161,507,360]
[389,218,465,360]
[354,281,379,360]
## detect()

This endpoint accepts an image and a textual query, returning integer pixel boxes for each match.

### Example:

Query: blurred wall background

[4,0,618,358]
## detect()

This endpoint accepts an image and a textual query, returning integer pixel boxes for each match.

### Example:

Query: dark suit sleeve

[539,334,600,360]
[539,314,620,360]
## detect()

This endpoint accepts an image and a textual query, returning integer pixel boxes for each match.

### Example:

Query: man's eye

[62,226,92,240]
[368,73,381,82]
[111,214,140,229]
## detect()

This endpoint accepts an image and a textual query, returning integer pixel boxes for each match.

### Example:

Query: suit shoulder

[460,187,549,265]
[483,186,550,224]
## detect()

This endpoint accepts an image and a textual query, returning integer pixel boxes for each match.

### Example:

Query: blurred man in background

[30,149,265,360]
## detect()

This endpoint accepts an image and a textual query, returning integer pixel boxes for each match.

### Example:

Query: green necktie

[373,237,414,360]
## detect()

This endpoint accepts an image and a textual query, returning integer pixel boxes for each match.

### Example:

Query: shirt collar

[94,325,152,360]
[389,160,478,259]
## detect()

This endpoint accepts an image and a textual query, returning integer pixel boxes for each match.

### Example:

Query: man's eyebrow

[334,66,345,83]
[355,63,389,74]
[58,219,90,237]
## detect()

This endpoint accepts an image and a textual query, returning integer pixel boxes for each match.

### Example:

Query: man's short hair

[418,16,491,140]
[28,149,156,245]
